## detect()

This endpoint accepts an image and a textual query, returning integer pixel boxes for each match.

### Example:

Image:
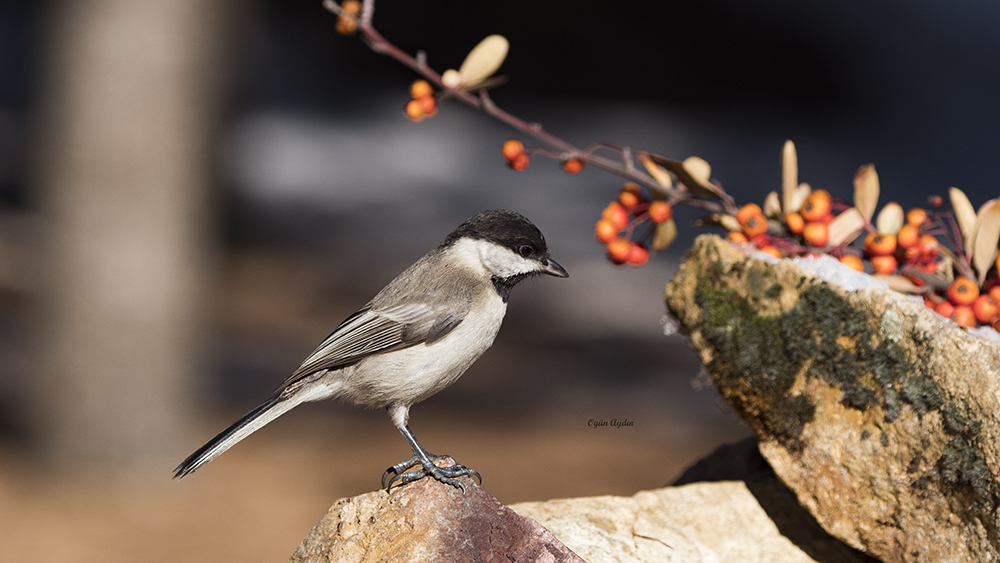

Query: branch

[320,0,729,214]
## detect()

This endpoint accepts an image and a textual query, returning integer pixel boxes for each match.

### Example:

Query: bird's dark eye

[518,245,534,257]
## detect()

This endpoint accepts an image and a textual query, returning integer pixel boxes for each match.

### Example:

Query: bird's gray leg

[382,425,481,493]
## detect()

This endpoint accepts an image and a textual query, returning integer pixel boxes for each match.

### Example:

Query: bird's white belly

[340,298,507,408]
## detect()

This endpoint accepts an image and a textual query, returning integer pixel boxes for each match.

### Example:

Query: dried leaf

[719,214,742,232]
[763,191,782,219]
[949,187,977,247]
[781,140,798,212]
[683,156,711,186]
[875,202,904,235]
[853,164,880,223]
[441,69,463,89]
[639,155,674,188]
[827,207,865,246]
[640,153,722,199]
[972,199,1000,285]
[652,218,677,251]
[452,35,509,89]
[969,197,999,261]
[789,183,811,213]
[874,274,930,294]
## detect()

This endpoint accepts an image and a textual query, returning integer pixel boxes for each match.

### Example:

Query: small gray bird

[174,209,568,491]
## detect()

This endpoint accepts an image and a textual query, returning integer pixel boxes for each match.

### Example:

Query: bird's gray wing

[278,302,466,389]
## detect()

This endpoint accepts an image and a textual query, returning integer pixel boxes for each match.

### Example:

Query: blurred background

[0,0,998,561]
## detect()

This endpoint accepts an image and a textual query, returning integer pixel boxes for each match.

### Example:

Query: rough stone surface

[511,481,825,563]
[288,472,584,563]
[664,234,1000,563]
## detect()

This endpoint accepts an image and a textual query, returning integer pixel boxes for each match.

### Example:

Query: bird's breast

[342,295,508,408]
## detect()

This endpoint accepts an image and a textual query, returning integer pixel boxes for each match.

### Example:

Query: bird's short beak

[541,257,569,278]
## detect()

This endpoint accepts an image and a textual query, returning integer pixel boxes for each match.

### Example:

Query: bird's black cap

[441,209,550,262]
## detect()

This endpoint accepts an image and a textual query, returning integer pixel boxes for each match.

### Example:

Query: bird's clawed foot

[382,454,481,493]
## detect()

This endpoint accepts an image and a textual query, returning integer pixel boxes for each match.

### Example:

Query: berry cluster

[334,0,360,35]
[500,137,584,175]
[502,139,529,170]
[932,278,999,328]
[405,80,438,121]
[594,183,674,266]
[715,141,1000,329]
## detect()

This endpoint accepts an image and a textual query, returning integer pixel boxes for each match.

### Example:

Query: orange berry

[918,235,939,261]
[626,243,650,266]
[736,203,763,226]
[896,223,920,250]
[741,212,769,238]
[502,139,525,162]
[341,0,361,15]
[602,202,629,231]
[947,277,980,306]
[785,211,805,235]
[727,231,749,243]
[607,238,632,264]
[906,207,929,226]
[802,222,829,247]
[760,245,783,259]
[509,152,529,171]
[972,295,999,324]
[619,183,644,208]
[335,15,357,35]
[800,189,832,223]
[936,301,956,318]
[563,158,584,175]
[989,286,1000,303]
[648,201,673,223]
[416,95,437,116]
[595,218,619,243]
[410,79,433,100]
[405,99,426,120]
[951,305,977,328]
[839,255,865,272]
[864,232,897,256]
[870,254,898,275]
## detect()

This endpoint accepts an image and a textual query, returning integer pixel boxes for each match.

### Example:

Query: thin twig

[321,0,730,214]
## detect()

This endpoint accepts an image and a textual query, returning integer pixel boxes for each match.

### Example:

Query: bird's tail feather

[173,393,306,478]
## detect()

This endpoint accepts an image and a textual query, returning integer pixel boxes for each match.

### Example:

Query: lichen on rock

[665,235,1000,563]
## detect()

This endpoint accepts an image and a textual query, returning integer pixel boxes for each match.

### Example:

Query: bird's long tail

[173,392,306,478]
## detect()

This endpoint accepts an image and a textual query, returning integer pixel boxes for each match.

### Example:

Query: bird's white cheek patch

[450,238,538,278]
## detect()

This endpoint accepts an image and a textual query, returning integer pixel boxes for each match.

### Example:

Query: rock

[288,471,585,563]
[510,481,827,563]
[664,235,1000,563]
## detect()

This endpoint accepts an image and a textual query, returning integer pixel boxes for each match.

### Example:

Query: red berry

[742,213,769,238]
[619,183,644,209]
[947,277,980,306]
[562,158,584,174]
[802,222,829,247]
[648,201,673,223]
[972,295,999,324]
[508,153,529,171]
[410,79,433,100]
[595,219,619,244]
[607,238,632,264]
[602,202,629,231]
[502,139,525,162]
[405,99,425,121]
[626,243,650,266]
[736,203,762,226]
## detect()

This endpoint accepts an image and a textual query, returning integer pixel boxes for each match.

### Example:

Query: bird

[174,209,568,492]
